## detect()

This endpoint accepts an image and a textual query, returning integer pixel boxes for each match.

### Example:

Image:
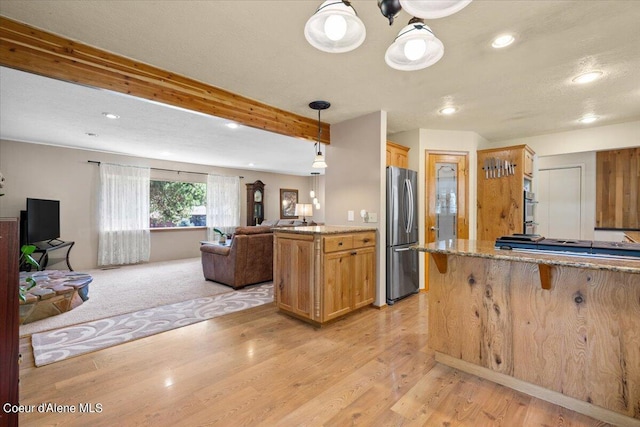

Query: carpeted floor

[31,282,274,366]
[20,258,233,336]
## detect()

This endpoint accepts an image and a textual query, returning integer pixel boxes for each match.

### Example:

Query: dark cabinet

[1,218,19,427]
[246,180,265,226]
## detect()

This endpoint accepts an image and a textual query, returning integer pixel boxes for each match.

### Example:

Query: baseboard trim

[435,352,640,427]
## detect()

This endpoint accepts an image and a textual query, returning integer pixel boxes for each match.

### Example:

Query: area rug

[32,283,273,367]
[20,257,233,336]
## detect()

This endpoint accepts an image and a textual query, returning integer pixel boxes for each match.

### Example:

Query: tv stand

[27,240,75,271]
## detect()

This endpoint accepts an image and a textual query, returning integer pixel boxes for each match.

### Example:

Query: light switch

[347,210,354,221]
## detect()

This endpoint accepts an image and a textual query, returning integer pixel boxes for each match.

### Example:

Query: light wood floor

[18,293,611,426]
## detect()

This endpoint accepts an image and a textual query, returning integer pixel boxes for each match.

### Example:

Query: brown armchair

[200,225,273,289]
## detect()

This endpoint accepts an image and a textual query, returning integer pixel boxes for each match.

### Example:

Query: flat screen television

[25,198,60,244]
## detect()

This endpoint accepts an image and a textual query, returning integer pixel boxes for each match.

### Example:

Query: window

[149,180,206,228]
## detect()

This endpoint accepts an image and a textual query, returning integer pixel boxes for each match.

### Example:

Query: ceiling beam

[0,16,330,144]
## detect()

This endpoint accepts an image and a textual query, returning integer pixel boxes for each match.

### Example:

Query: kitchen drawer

[353,232,376,248]
[323,235,353,253]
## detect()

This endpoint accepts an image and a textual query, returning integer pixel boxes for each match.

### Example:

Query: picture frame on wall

[280,188,298,219]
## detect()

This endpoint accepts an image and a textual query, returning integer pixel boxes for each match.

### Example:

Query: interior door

[424,152,469,291]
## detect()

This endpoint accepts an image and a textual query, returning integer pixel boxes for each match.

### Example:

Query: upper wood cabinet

[386,141,410,168]
[476,145,535,241]
[523,147,535,178]
[596,147,640,230]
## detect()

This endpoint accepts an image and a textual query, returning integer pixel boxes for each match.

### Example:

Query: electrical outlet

[368,212,377,223]
[347,210,354,221]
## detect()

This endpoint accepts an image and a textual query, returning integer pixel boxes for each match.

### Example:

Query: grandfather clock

[246,180,265,226]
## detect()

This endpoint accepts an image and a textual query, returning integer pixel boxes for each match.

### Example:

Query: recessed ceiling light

[572,71,603,84]
[439,107,458,115]
[160,151,172,156]
[248,162,255,167]
[102,112,120,119]
[579,115,598,124]
[226,123,239,129]
[492,34,515,49]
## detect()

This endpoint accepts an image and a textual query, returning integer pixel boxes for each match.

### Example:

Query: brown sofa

[200,225,273,289]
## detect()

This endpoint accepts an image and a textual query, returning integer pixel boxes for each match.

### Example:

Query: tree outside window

[149,180,206,228]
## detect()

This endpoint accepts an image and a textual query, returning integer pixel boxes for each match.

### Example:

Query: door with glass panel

[425,152,469,290]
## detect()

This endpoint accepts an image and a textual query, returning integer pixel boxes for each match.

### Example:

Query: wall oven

[523,191,537,234]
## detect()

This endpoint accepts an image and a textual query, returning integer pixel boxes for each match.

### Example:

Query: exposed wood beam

[0,16,330,144]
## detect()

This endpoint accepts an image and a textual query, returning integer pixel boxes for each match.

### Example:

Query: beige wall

[0,139,317,269]
[484,120,640,155]
[326,111,386,306]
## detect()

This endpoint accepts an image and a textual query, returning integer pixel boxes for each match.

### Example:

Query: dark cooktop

[495,235,640,258]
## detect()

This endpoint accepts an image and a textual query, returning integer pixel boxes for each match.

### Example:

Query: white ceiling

[0,67,316,175]
[1,1,639,175]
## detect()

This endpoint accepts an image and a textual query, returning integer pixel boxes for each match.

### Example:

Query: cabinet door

[352,247,375,309]
[275,238,314,319]
[394,151,408,168]
[323,251,352,322]
[386,142,410,168]
[0,219,19,427]
[524,149,534,177]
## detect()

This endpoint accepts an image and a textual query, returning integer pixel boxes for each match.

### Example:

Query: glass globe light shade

[304,0,366,53]
[399,0,473,19]
[312,153,328,168]
[385,22,444,71]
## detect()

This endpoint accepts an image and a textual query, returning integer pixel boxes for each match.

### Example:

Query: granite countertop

[414,239,640,274]
[273,225,378,235]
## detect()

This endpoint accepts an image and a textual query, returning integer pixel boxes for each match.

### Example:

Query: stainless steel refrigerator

[386,166,419,305]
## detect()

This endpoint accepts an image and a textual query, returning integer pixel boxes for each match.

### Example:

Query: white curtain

[98,163,151,266]
[206,174,240,240]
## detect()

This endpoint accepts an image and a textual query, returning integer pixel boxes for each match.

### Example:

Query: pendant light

[309,100,330,169]
[399,0,472,19]
[385,18,444,71]
[304,1,366,53]
[310,172,321,210]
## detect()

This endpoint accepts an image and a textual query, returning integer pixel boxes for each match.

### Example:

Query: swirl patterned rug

[32,283,273,366]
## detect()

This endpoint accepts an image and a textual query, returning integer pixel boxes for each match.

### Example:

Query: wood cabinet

[245,180,265,226]
[274,234,314,319]
[523,147,534,178]
[596,147,640,230]
[274,228,376,325]
[477,145,535,241]
[386,141,409,168]
[0,218,19,427]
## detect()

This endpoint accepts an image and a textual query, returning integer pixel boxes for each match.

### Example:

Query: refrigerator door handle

[405,178,414,233]
[394,247,413,252]
[403,178,412,233]
[390,185,397,242]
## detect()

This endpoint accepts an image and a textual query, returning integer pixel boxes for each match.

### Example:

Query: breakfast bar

[416,240,640,426]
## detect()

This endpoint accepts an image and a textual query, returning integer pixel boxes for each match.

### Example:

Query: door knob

[430,226,439,231]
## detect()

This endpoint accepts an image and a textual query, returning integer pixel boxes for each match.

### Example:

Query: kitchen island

[273,225,377,326]
[416,240,640,426]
